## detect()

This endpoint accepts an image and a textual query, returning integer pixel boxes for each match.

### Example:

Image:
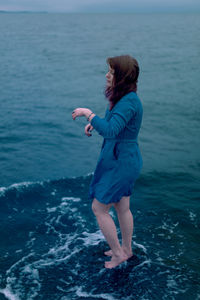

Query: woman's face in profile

[106,65,114,87]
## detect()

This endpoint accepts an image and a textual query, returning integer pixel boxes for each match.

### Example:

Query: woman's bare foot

[104,247,133,258]
[105,252,128,269]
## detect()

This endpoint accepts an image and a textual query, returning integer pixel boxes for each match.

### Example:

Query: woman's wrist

[87,112,95,122]
[85,109,95,122]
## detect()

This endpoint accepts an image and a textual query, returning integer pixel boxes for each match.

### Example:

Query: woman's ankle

[122,245,133,254]
[111,246,125,257]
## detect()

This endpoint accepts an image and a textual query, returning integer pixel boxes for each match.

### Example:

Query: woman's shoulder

[124,92,143,111]
[111,92,142,118]
[116,92,141,109]
[122,91,141,102]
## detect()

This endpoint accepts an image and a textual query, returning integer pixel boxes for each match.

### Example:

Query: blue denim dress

[89,91,143,204]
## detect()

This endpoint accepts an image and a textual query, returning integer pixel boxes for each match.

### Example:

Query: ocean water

[0,13,200,300]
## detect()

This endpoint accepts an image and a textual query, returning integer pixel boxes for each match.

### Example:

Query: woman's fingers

[85,123,93,136]
[85,123,90,132]
[72,110,93,136]
[72,109,77,120]
[72,108,80,120]
[72,108,85,120]
[88,125,94,132]
[85,124,91,136]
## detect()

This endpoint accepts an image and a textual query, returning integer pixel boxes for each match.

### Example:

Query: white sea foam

[161,221,179,234]
[61,196,81,202]
[2,231,80,300]
[2,260,41,300]
[0,288,20,300]
[85,171,94,177]
[133,241,147,254]
[74,286,118,300]
[46,206,57,213]
[26,237,36,248]
[51,189,57,196]
[47,196,81,216]
[23,265,40,280]
[134,259,152,270]
[46,196,86,235]
[6,182,33,189]
[166,274,188,295]
[15,249,23,254]
[188,211,197,222]
[0,187,6,196]
[0,180,44,196]
[78,230,104,246]
[35,244,80,267]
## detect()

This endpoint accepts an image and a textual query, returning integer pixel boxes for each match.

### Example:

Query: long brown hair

[105,55,139,109]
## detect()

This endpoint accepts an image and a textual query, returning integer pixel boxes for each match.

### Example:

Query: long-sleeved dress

[88,91,143,204]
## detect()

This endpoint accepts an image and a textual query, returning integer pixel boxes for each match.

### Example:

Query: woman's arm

[72,98,136,138]
[90,99,136,138]
[72,108,96,122]
[85,123,94,136]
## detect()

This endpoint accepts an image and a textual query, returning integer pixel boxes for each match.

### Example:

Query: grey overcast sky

[0,0,200,13]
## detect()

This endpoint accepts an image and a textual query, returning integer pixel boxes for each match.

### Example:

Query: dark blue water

[0,13,200,299]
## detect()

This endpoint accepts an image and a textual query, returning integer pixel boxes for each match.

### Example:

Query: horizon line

[0,10,200,14]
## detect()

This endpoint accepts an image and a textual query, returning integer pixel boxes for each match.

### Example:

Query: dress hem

[88,192,132,205]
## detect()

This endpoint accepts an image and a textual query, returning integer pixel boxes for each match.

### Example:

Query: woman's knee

[92,198,110,216]
[115,205,130,215]
[114,196,130,214]
[92,200,99,216]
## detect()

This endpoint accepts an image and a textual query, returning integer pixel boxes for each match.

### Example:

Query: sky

[0,0,200,13]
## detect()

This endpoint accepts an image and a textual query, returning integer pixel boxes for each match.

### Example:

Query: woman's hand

[85,123,94,137]
[72,108,91,120]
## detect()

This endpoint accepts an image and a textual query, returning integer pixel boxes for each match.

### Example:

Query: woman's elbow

[103,128,120,138]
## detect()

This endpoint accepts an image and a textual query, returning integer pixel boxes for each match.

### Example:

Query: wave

[0,173,199,299]
[0,169,199,199]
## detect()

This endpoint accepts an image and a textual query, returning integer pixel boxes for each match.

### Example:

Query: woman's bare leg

[104,196,133,258]
[92,198,128,268]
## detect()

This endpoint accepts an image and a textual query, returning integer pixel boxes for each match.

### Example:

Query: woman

[72,55,143,269]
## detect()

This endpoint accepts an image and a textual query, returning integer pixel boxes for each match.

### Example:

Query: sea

[0,12,199,300]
